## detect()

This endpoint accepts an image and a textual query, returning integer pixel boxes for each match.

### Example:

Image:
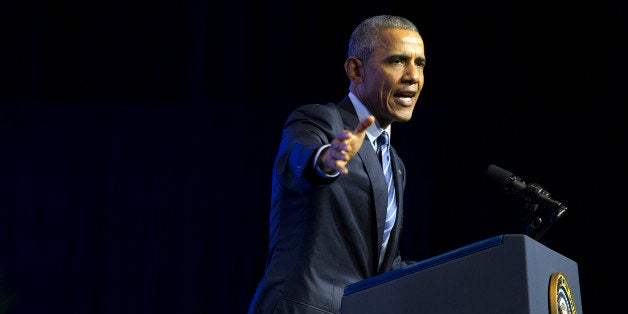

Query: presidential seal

[549,272,577,314]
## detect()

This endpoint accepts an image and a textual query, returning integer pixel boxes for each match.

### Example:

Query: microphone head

[485,164,514,187]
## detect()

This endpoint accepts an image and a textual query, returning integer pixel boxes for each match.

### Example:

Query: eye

[387,56,407,66]
[391,57,404,64]
[415,58,426,68]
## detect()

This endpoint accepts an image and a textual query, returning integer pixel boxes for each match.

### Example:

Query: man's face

[356,28,425,127]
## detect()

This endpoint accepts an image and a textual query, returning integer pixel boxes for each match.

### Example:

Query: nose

[402,64,422,84]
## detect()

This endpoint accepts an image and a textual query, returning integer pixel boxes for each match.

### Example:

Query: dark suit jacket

[249,96,409,314]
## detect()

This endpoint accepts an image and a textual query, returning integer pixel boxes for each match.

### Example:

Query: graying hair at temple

[348,15,419,61]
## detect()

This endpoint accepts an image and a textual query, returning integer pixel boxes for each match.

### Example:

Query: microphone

[485,164,568,239]
[485,164,568,217]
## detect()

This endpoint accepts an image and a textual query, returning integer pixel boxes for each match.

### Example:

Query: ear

[344,57,363,84]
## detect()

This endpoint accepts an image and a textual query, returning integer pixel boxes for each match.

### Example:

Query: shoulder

[293,102,338,115]
[286,102,341,124]
[289,96,354,122]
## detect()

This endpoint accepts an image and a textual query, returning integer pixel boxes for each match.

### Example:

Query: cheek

[382,81,396,97]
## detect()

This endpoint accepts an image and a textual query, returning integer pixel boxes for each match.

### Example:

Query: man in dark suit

[248,14,426,313]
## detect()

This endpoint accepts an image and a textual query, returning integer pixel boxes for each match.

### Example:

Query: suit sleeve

[273,104,344,194]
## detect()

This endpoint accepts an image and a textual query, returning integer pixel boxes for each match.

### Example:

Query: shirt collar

[348,91,391,151]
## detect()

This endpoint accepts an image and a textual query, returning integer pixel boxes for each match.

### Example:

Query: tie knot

[377,131,390,147]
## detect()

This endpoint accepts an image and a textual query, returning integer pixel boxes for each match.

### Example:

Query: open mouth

[393,91,416,106]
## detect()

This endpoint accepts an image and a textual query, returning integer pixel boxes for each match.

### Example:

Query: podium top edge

[343,234,506,295]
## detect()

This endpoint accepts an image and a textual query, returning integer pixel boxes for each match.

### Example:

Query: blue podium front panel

[341,234,582,314]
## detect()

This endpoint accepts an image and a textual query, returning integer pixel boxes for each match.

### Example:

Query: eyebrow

[387,54,426,64]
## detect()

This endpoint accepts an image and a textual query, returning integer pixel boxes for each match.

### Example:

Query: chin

[395,110,415,122]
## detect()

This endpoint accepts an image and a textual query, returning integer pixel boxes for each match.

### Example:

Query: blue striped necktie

[377,131,397,256]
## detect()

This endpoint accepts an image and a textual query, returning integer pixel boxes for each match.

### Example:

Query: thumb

[353,115,375,136]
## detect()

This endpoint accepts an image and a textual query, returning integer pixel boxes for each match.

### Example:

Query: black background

[1,0,626,313]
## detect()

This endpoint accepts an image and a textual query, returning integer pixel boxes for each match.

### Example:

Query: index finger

[353,115,375,135]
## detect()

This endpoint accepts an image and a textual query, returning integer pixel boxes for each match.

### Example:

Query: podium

[341,234,582,313]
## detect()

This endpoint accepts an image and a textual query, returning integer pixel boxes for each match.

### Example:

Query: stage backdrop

[2,0,627,313]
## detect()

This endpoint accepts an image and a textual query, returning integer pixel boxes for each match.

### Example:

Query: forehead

[376,28,424,54]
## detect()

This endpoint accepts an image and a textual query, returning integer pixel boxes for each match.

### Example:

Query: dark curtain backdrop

[2,0,627,313]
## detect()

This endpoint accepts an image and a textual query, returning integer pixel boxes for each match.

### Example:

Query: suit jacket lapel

[359,140,388,250]
[337,98,389,253]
